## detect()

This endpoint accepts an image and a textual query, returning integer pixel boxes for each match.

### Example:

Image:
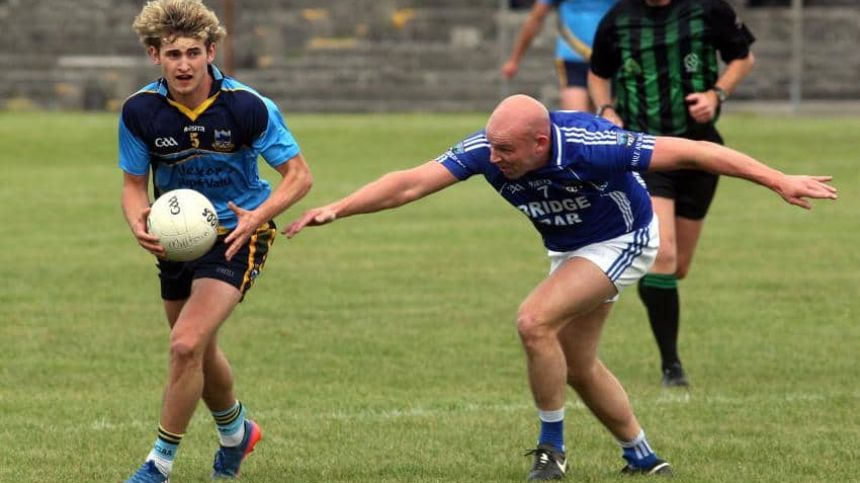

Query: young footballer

[118,1,312,481]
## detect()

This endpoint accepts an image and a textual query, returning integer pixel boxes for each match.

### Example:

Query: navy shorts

[555,60,589,88]
[641,128,724,220]
[157,221,277,301]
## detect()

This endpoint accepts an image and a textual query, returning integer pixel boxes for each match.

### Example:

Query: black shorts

[555,60,589,88]
[641,128,724,220]
[157,221,277,301]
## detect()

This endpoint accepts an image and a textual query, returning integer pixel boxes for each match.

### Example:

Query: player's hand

[601,109,625,128]
[224,201,262,261]
[501,60,519,79]
[283,206,337,238]
[134,207,165,257]
[685,91,719,123]
[775,175,838,209]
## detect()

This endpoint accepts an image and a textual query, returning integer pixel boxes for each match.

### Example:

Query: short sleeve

[118,114,150,176]
[253,97,301,167]
[589,9,620,78]
[577,128,656,176]
[708,0,755,63]
[434,131,490,181]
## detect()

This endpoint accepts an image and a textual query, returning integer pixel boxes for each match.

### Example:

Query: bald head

[486,94,551,140]
[484,95,552,179]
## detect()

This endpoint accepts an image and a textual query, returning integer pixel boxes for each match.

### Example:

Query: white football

[147,189,219,262]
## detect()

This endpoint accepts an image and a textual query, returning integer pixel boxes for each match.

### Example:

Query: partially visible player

[502,0,617,111]
[589,0,756,387]
[118,1,312,482]
[285,94,835,480]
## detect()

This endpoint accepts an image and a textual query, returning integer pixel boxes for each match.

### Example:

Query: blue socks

[146,424,183,476]
[212,401,246,447]
[536,410,662,470]
[537,408,565,452]
[619,429,658,468]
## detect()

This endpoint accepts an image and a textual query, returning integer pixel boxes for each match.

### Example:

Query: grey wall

[0,0,857,111]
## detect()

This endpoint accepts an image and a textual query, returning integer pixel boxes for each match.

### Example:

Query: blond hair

[132,0,226,49]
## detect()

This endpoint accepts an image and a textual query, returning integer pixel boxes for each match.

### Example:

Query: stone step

[1,2,858,111]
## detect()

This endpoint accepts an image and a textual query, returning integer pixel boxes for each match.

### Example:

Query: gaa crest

[615,131,636,148]
[213,129,234,151]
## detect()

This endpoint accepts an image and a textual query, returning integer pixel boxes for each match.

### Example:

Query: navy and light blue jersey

[435,111,655,252]
[540,0,616,62]
[118,65,300,229]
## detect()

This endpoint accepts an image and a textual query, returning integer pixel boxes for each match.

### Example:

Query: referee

[587,0,756,387]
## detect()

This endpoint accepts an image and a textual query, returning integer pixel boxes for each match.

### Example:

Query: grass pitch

[0,111,857,482]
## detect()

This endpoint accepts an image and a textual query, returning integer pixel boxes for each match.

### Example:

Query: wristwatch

[713,86,728,104]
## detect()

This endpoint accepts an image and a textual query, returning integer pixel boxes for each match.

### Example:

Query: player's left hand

[224,201,263,261]
[775,175,838,209]
[685,91,719,123]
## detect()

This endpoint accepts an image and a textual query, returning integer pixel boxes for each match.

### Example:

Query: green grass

[0,111,857,482]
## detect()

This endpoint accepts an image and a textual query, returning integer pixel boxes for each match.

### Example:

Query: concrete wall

[0,0,857,112]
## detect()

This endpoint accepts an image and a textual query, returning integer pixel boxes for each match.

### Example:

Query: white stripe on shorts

[606,225,649,281]
[547,217,659,299]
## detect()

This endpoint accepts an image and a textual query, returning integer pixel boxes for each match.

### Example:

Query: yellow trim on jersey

[167,91,221,121]
[557,18,593,60]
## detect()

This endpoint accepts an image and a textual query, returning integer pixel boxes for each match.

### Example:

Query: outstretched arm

[648,136,837,209]
[285,160,459,237]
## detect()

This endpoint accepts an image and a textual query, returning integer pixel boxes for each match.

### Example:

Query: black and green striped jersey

[590,0,754,136]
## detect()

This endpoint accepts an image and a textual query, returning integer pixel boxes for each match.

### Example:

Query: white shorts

[548,217,660,302]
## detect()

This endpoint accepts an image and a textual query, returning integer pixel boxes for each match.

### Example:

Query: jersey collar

[525,121,565,177]
[550,122,564,169]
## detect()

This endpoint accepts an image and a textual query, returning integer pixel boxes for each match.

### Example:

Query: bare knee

[169,335,206,370]
[516,307,556,352]
[652,247,678,273]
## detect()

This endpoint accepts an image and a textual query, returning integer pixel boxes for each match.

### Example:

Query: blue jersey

[540,0,616,62]
[118,65,300,229]
[435,111,655,252]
